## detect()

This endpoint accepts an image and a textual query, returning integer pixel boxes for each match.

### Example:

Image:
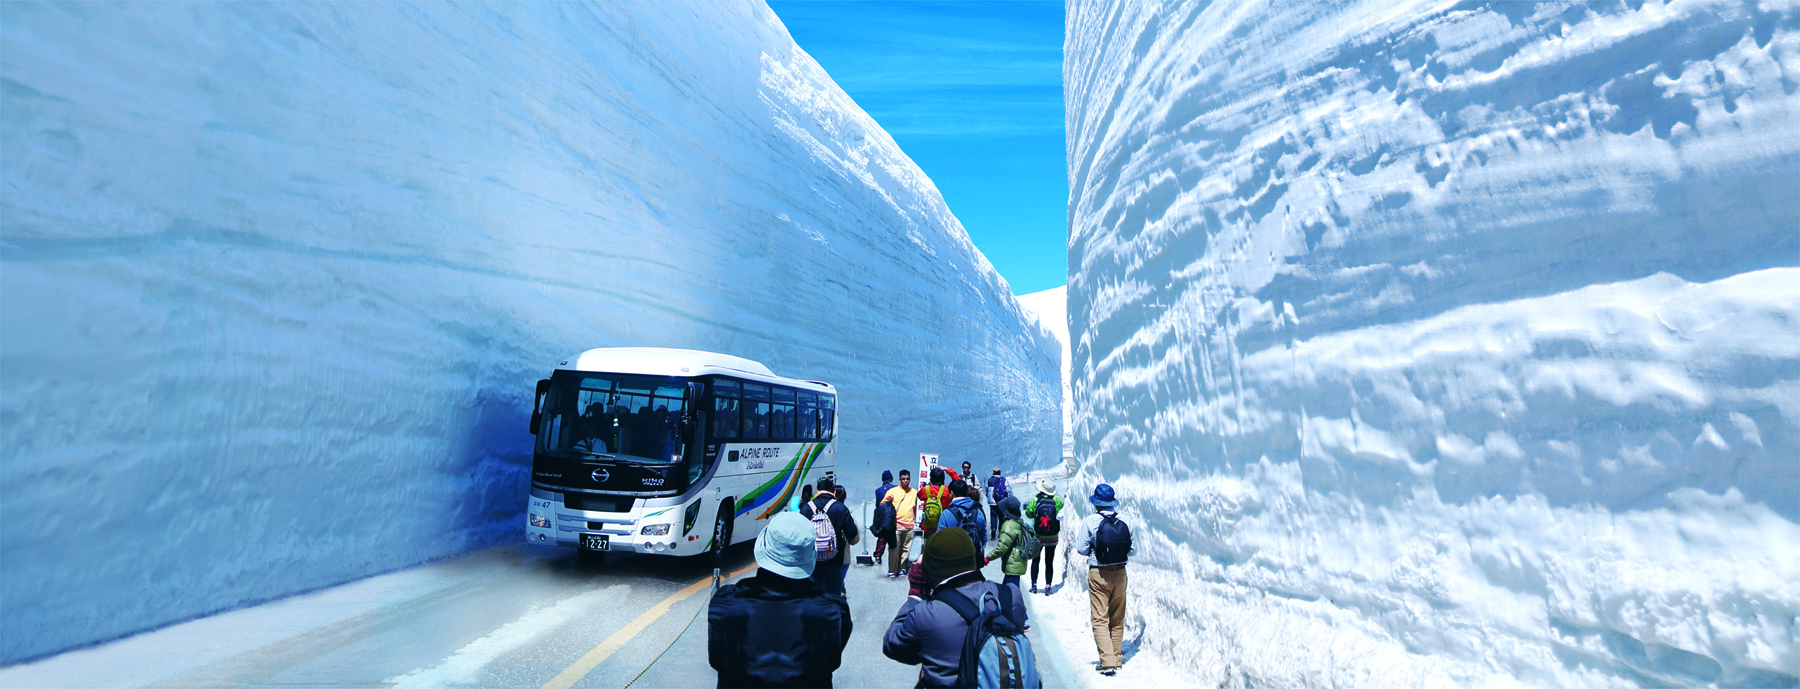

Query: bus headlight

[530,514,552,529]
[640,524,671,536]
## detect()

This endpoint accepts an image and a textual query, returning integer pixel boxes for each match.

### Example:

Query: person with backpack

[917,467,953,538]
[1077,484,1135,676]
[709,511,853,688]
[983,495,1033,618]
[986,468,1009,540]
[1026,480,1065,594]
[880,469,918,578]
[938,479,987,551]
[883,528,1037,689]
[799,477,859,597]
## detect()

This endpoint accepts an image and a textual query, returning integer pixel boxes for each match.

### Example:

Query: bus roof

[557,348,835,392]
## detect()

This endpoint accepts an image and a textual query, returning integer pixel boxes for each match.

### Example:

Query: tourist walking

[872,470,898,563]
[1027,480,1064,594]
[882,528,1033,688]
[799,477,858,597]
[708,511,853,688]
[986,467,1009,540]
[1077,484,1134,676]
[879,469,918,578]
[918,467,952,538]
[939,479,987,551]
[984,495,1031,623]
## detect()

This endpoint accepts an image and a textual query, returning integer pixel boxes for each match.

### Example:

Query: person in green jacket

[984,495,1030,589]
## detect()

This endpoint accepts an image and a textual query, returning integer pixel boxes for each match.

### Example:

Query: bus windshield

[537,372,690,464]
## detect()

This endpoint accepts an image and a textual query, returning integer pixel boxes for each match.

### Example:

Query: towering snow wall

[1067,0,1799,685]
[0,2,1058,663]
[1017,286,1074,456]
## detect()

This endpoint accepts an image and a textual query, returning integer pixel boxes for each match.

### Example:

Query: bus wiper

[601,456,659,466]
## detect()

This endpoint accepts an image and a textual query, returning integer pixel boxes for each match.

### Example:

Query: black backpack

[1094,513,1132,566]
[872,500,897,538]
[946,502,983,547]
[1032,495,1059,536]
[707,582,848,684]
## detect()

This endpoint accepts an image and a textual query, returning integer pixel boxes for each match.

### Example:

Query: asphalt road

[1,531,1079,688]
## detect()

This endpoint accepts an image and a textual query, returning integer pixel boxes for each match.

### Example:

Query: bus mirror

[530,379,551,435]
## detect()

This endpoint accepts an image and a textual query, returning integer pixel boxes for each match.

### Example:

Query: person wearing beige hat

[1026,479,1065,594]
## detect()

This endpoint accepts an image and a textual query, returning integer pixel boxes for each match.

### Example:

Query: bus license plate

[579,533,609,551]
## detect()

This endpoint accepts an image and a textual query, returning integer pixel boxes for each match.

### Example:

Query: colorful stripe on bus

[734,443,826,520]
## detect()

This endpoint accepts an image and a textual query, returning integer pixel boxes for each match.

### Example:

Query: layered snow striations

[0,2,1058,663]
[1066,0,1799,686]
[1017,285,1074,456]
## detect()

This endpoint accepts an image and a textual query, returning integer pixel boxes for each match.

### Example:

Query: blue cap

[882,470,894,482]
[1089,483,1117,508]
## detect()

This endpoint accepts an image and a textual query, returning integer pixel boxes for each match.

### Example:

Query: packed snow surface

[0,2,1057,663]
[1065,0,1800,685]
[1017,285,1074,456]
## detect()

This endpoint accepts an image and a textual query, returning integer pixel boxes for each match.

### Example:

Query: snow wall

[1066,0,1800,686]
[0,2,1058,663]
[1018,285,1075,457]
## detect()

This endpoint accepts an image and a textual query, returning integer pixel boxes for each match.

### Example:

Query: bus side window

[712,379,740,440]
[819,394,835,441]
[714,396,738,440]
[796,391,817,441]
[742,383,770,440]
[770,386,796,441]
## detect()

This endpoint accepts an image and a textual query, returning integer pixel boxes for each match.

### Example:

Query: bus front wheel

[711,503,733,562]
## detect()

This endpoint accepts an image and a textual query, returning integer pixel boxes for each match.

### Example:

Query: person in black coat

[800,477,859,597]
[709,511,853,688]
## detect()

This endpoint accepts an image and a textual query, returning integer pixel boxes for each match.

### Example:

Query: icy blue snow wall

[0,2,1058,662]
[1067,0,1798,685]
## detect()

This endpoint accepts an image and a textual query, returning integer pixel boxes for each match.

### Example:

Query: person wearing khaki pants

[1077,483,1135,676]
[1087,565,1127,667]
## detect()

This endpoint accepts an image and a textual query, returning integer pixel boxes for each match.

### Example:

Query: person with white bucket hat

[708,511,853,687]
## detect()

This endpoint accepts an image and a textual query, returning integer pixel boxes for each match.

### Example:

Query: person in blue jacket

[872,470,897,562]
[938,479,987,551]
[882,529,1025,688]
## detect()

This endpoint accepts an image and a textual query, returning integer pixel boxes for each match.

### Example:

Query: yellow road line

[539,564,758,689]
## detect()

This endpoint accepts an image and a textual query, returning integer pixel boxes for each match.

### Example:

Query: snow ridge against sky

[1066,0,1799,686]
[0,2,1057,663]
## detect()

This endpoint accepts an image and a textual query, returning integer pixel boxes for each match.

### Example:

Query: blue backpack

[937,587,1039,689]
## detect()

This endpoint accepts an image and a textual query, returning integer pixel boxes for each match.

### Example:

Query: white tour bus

[525,348,838,558]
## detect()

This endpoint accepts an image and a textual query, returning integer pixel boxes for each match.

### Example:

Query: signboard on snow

[918,453,938,482]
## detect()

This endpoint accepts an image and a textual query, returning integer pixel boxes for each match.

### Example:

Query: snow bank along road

[0,1,1060,665]
[0,524,1083,689]
[1066,0,1800,686]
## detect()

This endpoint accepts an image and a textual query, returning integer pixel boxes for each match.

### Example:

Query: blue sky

[766,0,1066,295]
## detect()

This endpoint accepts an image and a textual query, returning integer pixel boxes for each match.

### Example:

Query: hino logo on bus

[591,468,609,483]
